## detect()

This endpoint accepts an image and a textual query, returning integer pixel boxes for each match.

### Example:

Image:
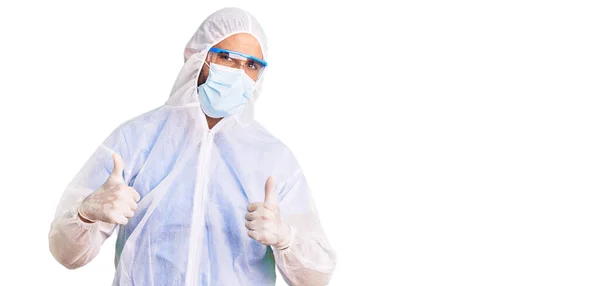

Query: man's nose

[233,59,248,69]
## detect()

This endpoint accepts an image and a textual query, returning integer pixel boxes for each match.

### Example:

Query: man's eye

[218,53,232,61]
[247,61,258,70]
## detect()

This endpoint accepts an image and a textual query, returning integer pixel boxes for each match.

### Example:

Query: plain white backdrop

[1,0,599,285]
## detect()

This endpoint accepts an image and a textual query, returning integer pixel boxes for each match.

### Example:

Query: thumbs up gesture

[245,176,294,250]
[78,153,141,225]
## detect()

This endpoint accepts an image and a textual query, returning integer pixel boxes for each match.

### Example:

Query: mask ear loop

[202,50,214,74]
[197,56,212,88]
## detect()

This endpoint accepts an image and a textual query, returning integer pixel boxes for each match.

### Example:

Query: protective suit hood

[165,7,268,125]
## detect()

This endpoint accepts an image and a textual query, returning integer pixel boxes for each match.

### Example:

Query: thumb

[111,153,125,182]
[264,176,277,205]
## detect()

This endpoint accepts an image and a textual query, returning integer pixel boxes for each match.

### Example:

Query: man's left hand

[245,176,293,250]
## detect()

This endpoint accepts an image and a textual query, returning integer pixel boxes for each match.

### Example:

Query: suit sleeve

[48,125,134,269]
[273,170,337,285]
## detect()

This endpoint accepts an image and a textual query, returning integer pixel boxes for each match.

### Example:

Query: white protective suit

[48,7,337,286]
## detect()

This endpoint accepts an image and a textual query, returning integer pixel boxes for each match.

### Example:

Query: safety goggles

[206,47,267,80]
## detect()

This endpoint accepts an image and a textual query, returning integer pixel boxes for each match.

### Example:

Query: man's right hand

[78,153,140,225]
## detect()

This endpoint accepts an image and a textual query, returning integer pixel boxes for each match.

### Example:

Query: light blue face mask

[197,63,256,118]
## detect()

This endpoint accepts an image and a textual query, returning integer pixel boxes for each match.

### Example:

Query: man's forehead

[213,33,264,60]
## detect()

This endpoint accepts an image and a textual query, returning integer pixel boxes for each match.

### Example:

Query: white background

[1,0,599,285]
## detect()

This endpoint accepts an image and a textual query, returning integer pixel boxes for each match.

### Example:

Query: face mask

[197,63,256,118]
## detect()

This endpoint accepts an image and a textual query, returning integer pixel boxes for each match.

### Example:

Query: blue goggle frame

[209,47,268,67]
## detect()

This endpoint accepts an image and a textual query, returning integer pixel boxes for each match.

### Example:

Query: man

[49,7,336,286]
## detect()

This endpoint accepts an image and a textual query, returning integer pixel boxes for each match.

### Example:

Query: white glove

[78,153,140,225]
[245,176,294,250]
